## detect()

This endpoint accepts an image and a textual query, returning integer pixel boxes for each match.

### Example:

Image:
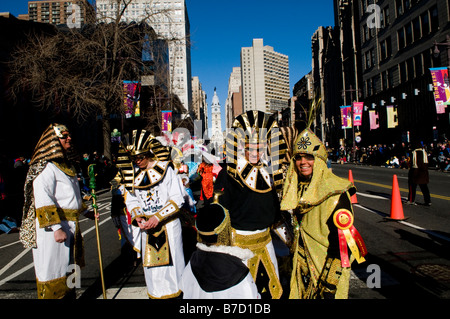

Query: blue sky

[1,0,336,129]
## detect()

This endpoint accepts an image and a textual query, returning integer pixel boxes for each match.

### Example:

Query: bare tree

[7,0,190,158]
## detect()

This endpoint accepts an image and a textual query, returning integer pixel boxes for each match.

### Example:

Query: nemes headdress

[116,129,171,192]
[225,110,287,192]
[29,123,69,165]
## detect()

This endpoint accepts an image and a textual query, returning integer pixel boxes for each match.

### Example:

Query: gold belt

[231,228,283,299]
[231,228,271,250]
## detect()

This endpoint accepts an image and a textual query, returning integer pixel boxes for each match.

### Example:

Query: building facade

[225,66,242,128]
[328,0,450,146]
[96,0,192,114]
[240,38,290,114]
[27,0,93,26]
[191,76,207,136]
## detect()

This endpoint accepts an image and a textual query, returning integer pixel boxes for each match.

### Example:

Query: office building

[240,38,290,113]
[27,0,93,26]
[225,66,242,128]
[96,0,192,113]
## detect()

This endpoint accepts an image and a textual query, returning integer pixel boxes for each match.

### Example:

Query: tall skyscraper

[225,67,242,128]
[191,76,207,135]
[96,0,192,113]
[240,38,290,113]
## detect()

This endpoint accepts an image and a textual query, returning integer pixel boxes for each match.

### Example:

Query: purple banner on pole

[123,81,141,118]
[162,111,172,132]
[430,67,450,114]
[340,105,352,129]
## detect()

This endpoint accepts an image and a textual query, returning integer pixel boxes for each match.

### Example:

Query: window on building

[382,70,388,90]
[421,11,430,36]
[430,5,439,33]
[405,23,413,45]
[388,66,396,88]
[396,0,403,17]
[406,58,414,80]
[414,53,423,76]
[399,61,407,83]
[413,17,421,41]
[398,28,405,50]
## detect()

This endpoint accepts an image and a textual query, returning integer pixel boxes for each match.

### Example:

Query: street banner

[429,67,450,114]
[386,105,398,128]
[162,111,172,132]
[353,102,364,127]
[340,105,352,129]
[369,110,379,130]
[123,81,141,118]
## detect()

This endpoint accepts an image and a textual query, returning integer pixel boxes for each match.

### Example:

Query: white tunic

[123,163,186,299]
[32,162,84,284]
[180,244,260,299]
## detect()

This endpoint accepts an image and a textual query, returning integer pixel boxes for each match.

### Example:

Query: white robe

[180,244,260,299]
[123,164,185,299]
[32,162,84,287]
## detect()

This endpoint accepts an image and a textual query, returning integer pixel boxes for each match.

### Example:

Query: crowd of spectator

[329,140,450,172]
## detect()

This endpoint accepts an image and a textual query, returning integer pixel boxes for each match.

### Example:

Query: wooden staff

[88,164,107,299]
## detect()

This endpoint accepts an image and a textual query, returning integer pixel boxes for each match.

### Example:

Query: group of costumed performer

[113,129,186,299]
[20,124,95,299]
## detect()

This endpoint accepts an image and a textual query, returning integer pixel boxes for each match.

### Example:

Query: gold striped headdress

[29,123,68,165]
[225,111,287,192]
[116,129,170,191]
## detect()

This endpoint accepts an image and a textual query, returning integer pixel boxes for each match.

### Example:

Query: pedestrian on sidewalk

[408,141,431,206]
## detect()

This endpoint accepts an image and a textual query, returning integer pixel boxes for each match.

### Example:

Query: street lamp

[433,35,450,68]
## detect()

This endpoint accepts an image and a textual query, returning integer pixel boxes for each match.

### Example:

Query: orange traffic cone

[387,174,407,221]
[348,170,358,204]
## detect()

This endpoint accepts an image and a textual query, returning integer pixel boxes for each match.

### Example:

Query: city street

[0,163,449,300]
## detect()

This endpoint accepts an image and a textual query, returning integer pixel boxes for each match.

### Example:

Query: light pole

[433,34,450,69]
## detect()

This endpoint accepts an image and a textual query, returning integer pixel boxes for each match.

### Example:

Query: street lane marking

[354,179,450,201]
[0,212,111,287]
[354,204,450,243]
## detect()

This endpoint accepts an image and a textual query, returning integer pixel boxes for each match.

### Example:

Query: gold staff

[88,164,107,299]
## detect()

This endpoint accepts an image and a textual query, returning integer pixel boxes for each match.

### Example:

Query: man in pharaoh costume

[20,124,94,299]
[280,128,367,299]
[118,129,186,299]
[180,192,260,299]
[214,110,290,299]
